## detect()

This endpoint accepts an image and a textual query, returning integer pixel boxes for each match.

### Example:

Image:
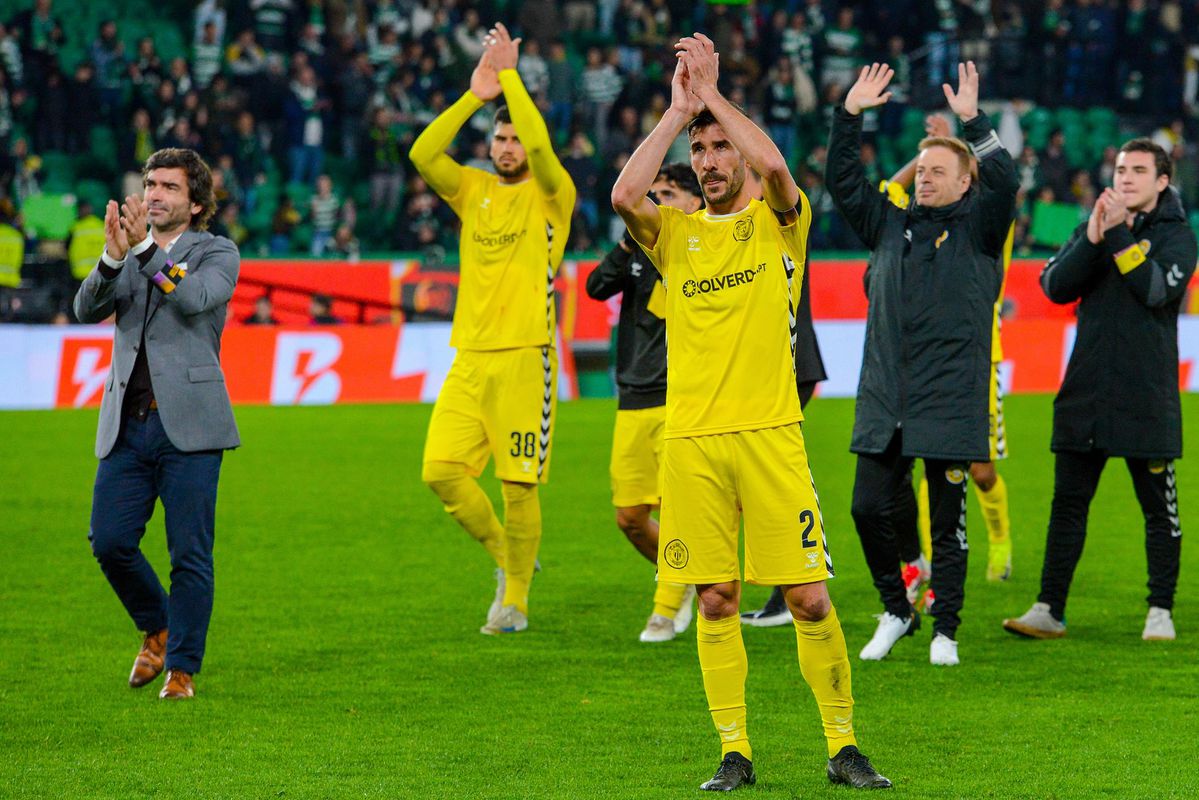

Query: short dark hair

[493,105,511,128]
[686,104,747,139]
[656,162,702,198]
[141,148,217,230]
[1119,137,1172,179]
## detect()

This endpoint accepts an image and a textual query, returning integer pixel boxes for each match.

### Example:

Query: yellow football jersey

[879,180,1012,362]
[637,195,812,439]
[443,168,575,350]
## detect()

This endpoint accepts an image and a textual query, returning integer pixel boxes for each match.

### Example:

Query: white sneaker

[1143,607,1176,640]
[1002,602,1066,639]
[486,568,506,625]
[480,604,527,635]
[859,611,917,661]
[639,614,676,642]
[673,586,697,634]
[930,633,959,665]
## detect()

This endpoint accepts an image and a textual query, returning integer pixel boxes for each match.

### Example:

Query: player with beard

[613,33,890,792]
[411,23,575,634]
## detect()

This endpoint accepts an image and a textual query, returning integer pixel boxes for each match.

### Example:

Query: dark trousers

[851,432,969,638]
[1039,451,1182,620]
[89,411,223,674]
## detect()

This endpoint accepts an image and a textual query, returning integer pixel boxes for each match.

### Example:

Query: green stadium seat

[22,194,78,241]
[75,179,114,212]
[1029,201,1084,248]
[285,182,313,209]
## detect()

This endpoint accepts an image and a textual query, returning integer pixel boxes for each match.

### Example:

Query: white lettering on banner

[70,346,111,407]
[271,333,344,405]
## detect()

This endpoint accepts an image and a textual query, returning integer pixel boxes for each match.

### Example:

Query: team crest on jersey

[935,230,949,249]
[945,466,966,485]
[1149,460,1167,474]
[733,218,755,242]
[663,538,689,569]
[687,235,701,251]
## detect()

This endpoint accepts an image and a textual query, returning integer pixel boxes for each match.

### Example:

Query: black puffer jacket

[827,108,1018,460]
[1041,186,1197,458]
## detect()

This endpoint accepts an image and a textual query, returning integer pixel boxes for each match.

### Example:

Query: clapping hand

[469,47,501,101]
[669,58,704,118]
[104,200,130,260]
[674,33,719,101]
[120,195,149,249]
[845,63,894,116]
[1098,187,1130,232]
[485,22,520,72]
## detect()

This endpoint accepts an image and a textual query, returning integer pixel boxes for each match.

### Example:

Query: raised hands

[1098,187,1130,231]
[120,195,149,248]
[469,47,501,101]
[484,22,520,72]
[669,58,704,118]
[943,61,979,122]
[845,63,894,116]
[674,33,719,101]
[104,200,130,261]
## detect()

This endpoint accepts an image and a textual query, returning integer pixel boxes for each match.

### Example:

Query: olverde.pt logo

[682,262,767,299]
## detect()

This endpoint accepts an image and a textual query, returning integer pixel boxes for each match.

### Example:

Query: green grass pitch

[2,396,1198,799]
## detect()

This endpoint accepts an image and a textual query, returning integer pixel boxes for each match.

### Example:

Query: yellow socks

[917,474,932,562]
[652,581,688,619]
[501,482,541,614]
[793,606,857,758]
[697,615,751,760]
[422,462,505,568]
[975,473,1010,544]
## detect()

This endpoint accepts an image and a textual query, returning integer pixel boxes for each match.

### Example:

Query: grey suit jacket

[73,230,242,458]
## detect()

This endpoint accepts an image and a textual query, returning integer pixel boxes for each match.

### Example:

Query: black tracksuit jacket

[827,108,1019,461]
[1041,186,1197,459]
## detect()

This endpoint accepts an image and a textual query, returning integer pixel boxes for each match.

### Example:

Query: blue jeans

[89,411,223,674]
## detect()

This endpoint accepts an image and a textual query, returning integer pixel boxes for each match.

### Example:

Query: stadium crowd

[1,0,1198,268]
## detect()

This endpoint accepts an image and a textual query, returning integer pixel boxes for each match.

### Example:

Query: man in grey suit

[74,148,240,700]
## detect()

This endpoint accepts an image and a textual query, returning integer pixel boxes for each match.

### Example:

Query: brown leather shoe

[159,669,195,699]
[129,629,168,688]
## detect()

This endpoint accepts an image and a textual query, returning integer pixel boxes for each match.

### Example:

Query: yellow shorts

[423,346,558,484]
[657,424,833,586]
[610,406,666,507]
[989,361,1008,461]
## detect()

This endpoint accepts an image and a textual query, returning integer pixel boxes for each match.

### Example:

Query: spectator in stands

[10,137,41,205]
[309,174,338,256]
[328,224,360,262]
[518,0,563,48]
[518,38,549,98]
[194,0,227,46]
[131,36,166,100]
[0,24,25,89]
[213,201,249,248]
[9,0,65,90]
[545,40,575,141]
[336,52,373,161]
[579,46,624,154]
[242,294,278,325]
[34,67,68,153]
[226,29,267,87]
[90,21,126,127]
[66,200,105,282]
[285,65,328,185]
[365,108,404,218]
[192,20,223,89]
[250,0,299,57]
[269,193,300,254]
[309,293,340,324]
[821,6,862,91]
[1038,129,1072,200]
[65,61,97,154]
[563,131,600,235]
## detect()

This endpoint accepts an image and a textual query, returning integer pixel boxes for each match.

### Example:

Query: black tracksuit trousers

[1039,451,1182,620]
[852,431,970,639]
